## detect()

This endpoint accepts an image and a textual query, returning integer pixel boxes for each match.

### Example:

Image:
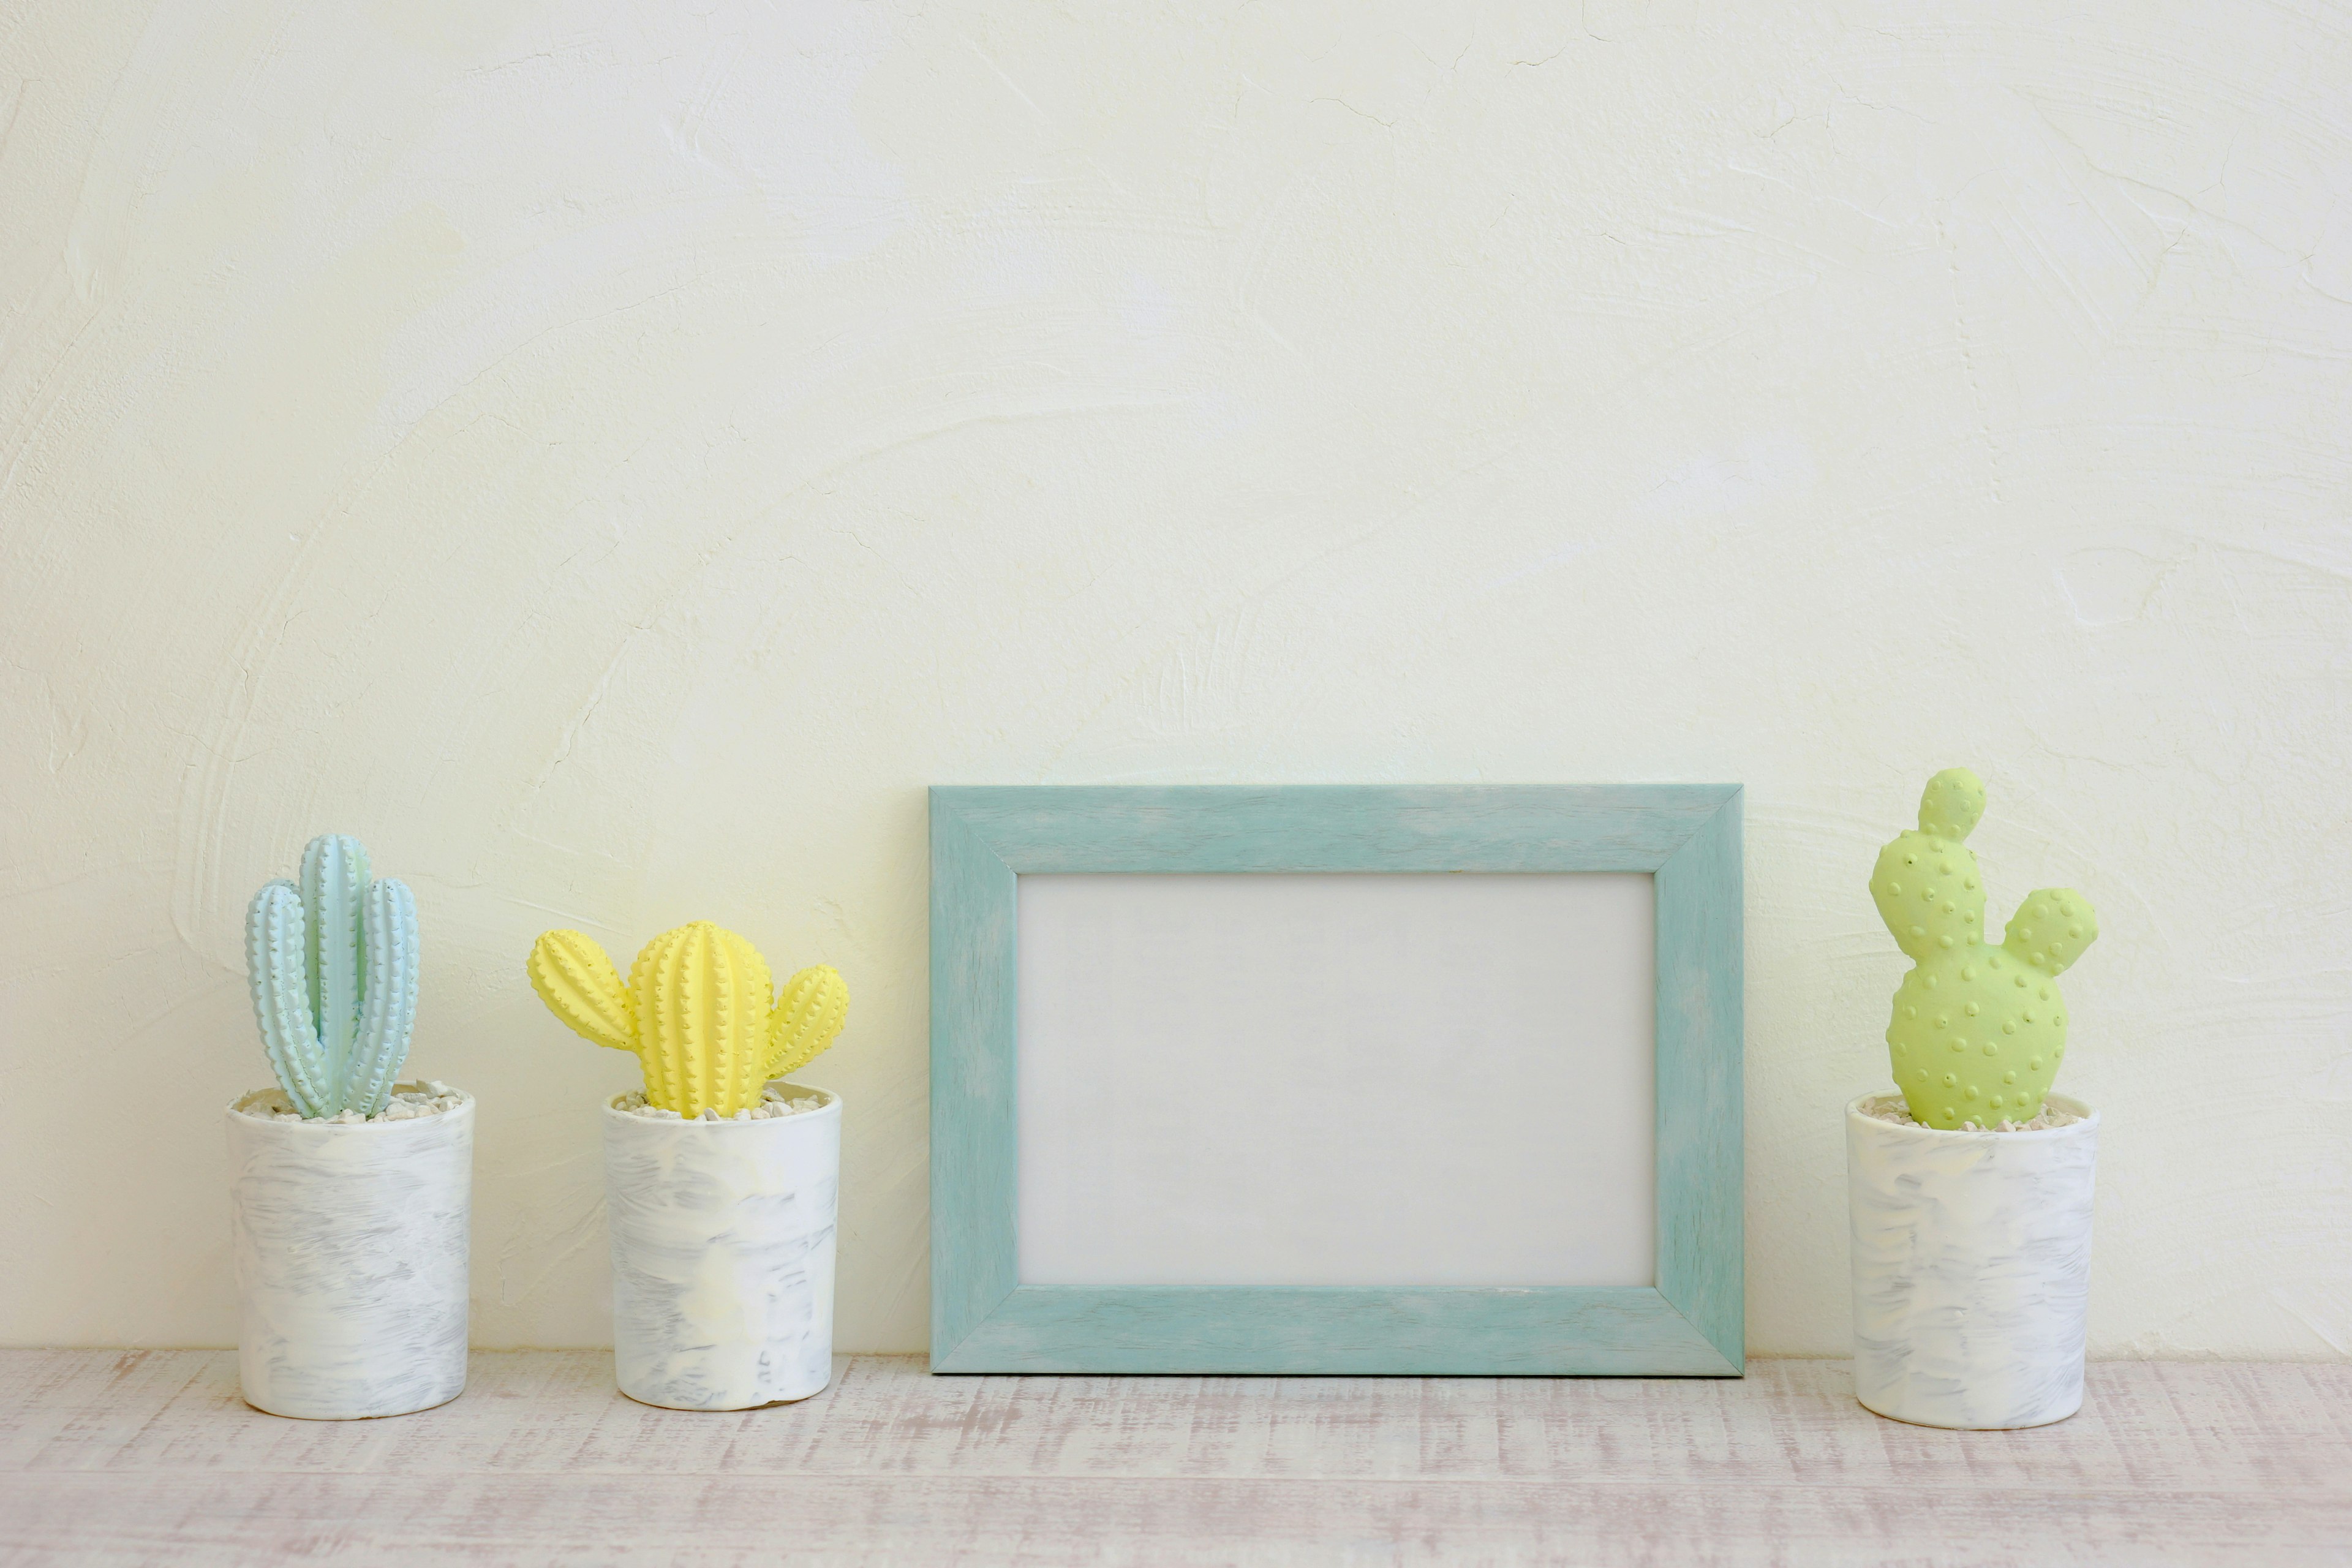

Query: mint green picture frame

[930,785,1743,1376]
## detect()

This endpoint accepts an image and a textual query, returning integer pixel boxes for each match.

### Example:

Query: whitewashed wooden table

[4,1352,2348,1566]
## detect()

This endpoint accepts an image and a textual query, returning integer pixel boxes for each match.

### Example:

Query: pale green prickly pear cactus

[1872,769,2098,1129]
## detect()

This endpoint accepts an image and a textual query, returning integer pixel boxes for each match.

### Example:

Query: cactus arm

[767,964,849,1080]
[1868,835,1986,960]
[528,930,635,1054]
[2003,888,2097,976]
[300,834,369,1102]
[1916,767,1986,841]
[1869,770,1991,962]
[347,877,420,1117]
[248,880,333,1117]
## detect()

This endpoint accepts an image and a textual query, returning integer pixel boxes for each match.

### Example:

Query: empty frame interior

[1016,871,1656,1289]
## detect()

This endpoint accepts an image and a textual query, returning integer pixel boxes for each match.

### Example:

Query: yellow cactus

[529,921,848,1117]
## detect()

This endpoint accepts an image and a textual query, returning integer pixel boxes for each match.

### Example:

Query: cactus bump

[246,834,420,1118]
[529,921,848,1118]
[1871,769,2098,1129]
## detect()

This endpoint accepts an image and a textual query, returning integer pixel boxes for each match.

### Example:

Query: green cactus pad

[1872,769,2097,1129]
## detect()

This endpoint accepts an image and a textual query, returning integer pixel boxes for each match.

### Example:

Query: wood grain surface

[4,1352,2346,1566]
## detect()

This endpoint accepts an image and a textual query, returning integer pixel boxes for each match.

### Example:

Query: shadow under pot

[602,1083,841,1411]
[1846,1091,2100,1430]
[225,1084,474,1420]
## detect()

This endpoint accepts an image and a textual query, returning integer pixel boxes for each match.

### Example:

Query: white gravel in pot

[1858,1090,2084,1133]
[235,1080,466,1124]
[615,1085,828,1121]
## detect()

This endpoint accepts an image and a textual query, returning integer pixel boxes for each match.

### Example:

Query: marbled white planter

[1847,1091,2099,1430]
[225,1085,473,1420]
[603,1082,840,1411]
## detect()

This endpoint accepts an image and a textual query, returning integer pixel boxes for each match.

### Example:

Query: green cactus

[245,834,420,1118]
[1871,769,2098,1129]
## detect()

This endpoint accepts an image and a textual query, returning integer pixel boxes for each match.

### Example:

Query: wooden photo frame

[929,785,1743,1376]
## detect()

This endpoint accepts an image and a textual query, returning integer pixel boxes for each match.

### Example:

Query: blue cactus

[245,834,420,1117]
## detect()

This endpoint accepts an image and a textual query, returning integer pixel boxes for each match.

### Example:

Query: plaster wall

[2,0,2347,1358]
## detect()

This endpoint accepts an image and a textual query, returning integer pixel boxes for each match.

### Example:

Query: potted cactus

[529,921,849,1411]
[226,834,472,1420]
[1847,769,2101,1430]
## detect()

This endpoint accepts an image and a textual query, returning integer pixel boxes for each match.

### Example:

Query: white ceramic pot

[603,1082,841,1411]
[225,1085,473,1420]
[1847,1091,2100,1430]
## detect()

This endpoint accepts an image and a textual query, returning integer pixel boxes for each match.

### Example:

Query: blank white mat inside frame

[1016,872,1657,1289]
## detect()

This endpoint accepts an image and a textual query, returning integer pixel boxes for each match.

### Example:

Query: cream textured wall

[2,0,2348,1359]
